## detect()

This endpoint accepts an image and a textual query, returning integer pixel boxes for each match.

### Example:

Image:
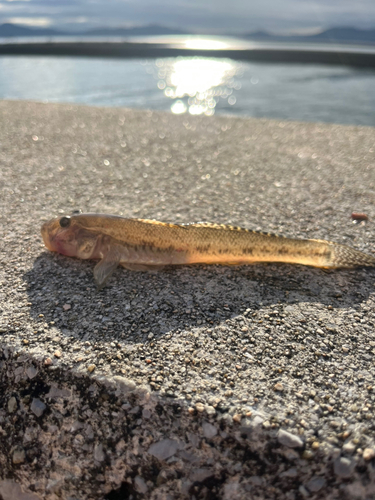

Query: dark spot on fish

[195,245,211,253]
[242,248,254,255]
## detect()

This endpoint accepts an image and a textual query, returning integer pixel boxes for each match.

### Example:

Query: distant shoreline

[1,39,375,67]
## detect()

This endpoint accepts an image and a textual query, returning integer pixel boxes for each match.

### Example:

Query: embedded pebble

[195,402,205,412]
[334,457,355,478]
[7,397,17,413]
[30,398,46,417]
[306,476,326,493]
[26,366,38,379]
[148,439,179,460]
[278,429,304,448]
[342,441,356,454]
[202,422,217,439]
[363,448,375,461]
[94,443,105,462]
[0,480,41,500]
[12,448,25,464]
[134,476,148,494]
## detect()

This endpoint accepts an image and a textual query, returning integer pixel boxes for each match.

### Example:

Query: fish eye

[59,216,71,228]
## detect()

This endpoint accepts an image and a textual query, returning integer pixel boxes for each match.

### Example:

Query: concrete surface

[0,100,375,499]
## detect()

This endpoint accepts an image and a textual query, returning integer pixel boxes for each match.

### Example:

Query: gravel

[0,100,375,499]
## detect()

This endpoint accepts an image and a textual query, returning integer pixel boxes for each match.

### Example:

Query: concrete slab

[1,100,375,499]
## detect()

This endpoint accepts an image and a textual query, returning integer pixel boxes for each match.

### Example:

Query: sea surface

[0,53,375,126]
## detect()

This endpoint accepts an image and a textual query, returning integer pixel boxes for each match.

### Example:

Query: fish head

[41,215,82,257]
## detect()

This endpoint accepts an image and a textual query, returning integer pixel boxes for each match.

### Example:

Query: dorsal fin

[180,222,246,230]
[135,218,187,229]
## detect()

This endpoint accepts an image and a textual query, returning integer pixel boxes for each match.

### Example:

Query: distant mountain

[84,24,189,36]
[0,22,188,38]
[310,27,375,43]
[241,27,375,44]
[1,22,375,45]
[0,23,64,37]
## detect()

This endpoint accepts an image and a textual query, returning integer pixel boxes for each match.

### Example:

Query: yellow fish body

[41,213,375,289]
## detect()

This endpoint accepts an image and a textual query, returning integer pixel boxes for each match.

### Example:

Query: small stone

[363,448,375,461]
[284,449,299,460]
[12,447,25,464]
[30,398,46,417]
[306,476,326,493]
[189,469,214,482]
[342,441,356,454]
[330,420,341,428]
[63,304,71,311]
[134,476,148,494]
[0,480,40,500]
[202,422,217,439]
[53,350,61,358]
[94,443,105,462]
[280,468,298,478]
[334,457,355,478]
[311,441,320,450]
[148,438,178,460]
[205,405,216,416]
[26,366,38,379]
[274,382,284,391]
[195,402,205,412]
[142,409,151,419]
[302,450,314,460]
[278,429,304,448]
[7,397,17,413]
[87,364,96,373]
[298,485,309,498]
[44,357,52,366]
[233,413,242,423]
[251,415,264,429]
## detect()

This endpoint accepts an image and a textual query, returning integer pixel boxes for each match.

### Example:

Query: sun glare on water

[154,57,242,116]
[183,39,230,51]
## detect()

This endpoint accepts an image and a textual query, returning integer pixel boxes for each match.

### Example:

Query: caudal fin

[331,243,375,268]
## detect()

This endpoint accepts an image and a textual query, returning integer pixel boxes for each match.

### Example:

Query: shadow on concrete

[23,251,375,342]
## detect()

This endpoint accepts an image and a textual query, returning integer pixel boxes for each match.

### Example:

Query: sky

[0,0,375,34]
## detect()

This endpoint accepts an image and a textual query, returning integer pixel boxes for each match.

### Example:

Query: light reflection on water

[0,55,374,126]
[151,57,243,116]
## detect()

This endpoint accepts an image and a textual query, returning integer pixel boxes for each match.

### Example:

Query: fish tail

[329,242,375,268]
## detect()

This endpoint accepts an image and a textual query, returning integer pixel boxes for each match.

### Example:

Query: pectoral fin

[94,254,121,290]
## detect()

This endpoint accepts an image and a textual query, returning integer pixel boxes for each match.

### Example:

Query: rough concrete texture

[0,100,375,499]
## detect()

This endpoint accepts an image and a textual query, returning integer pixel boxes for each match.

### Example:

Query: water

[0,55,374,126]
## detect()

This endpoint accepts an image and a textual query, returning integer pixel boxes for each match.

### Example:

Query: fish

[41,212,375,289]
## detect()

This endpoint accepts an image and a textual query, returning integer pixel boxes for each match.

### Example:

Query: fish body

[41,213,375,288]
